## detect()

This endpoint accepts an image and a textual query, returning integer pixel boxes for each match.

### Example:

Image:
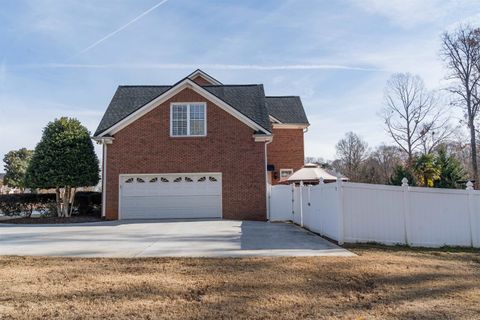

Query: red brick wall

[191,75,214,86]
[267,128,305,185]
[105,88,267,220]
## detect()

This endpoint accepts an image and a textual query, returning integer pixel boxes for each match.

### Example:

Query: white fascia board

[272,123,309,129]
[188,70,222,85]
[97,79,271,137]
[92,136,114,144]
[269,115,282,124]
[253,134,273,142]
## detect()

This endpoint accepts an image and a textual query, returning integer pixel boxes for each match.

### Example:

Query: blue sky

[1,0,479,167]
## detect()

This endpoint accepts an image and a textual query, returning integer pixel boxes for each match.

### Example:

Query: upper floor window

[170,103,206,137]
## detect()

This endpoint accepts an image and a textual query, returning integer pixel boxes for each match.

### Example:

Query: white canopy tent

[286,163,348,184]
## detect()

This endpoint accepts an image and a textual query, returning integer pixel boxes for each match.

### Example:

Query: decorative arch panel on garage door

[119,173,222,219]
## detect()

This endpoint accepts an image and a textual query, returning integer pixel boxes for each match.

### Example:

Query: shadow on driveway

[0,219,354,257]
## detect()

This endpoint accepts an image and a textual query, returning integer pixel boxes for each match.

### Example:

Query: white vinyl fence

[269,180,480,248]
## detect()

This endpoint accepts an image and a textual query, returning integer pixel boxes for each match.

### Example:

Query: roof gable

[186,69,222,85]
[94,79,271,137]
[95,86,171,136]
[265,96,309,125]
[202,85,271,132]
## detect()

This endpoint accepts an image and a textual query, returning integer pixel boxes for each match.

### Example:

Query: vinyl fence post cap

[401,177,409,187]
[466,181,474,190]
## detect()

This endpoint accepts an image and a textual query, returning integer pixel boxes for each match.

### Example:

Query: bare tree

[335,132,369,181]
[382,73,451,166]
[304,156,325,164]
[418,121,455,155]
[370,145,405,184]
[352,145,405,185]
[441,25,480,185]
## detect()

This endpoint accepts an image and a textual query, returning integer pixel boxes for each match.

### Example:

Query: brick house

[93,70,309,220]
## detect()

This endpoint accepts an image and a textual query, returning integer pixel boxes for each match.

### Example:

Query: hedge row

[0,193,56,216]
[73,192,102,216]
[0,192,102,217]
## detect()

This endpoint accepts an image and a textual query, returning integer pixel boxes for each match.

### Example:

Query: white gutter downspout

[95,137,113,218]
[101,142,107,218]
[265,139,273,220]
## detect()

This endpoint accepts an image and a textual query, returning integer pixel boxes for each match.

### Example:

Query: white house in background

[0,173,14,194]
[0,174,30,194]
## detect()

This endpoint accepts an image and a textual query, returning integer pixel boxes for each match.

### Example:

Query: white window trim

[170,102,207,137]
[279,169,294,180]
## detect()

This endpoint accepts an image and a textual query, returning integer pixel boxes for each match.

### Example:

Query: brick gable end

[105,88,267,220]
[267,128,304,184]
[191,75,214,86]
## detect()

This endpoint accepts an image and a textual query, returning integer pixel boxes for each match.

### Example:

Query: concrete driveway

[0,220,354,257]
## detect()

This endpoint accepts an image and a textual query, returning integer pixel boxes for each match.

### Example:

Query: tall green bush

[3,148,33,191]
[390,165,416,186]
[25,117,100,217]
[434,147,466,189]
[414,154,441,187]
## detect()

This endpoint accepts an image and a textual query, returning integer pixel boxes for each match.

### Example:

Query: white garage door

[119,173,222,219]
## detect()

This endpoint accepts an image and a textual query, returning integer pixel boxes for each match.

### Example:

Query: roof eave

[272,123,309,129]
[253,133,273,142]
[186,69,223,85]
[92,136,114,144]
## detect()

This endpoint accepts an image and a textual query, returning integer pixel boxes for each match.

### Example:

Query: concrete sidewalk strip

[0,220,355,257]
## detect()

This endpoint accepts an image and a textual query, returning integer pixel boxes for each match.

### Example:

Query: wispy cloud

[445,13,480,32]
[18,63,382,72]
[2,0,478,164]
[349,0,465,28]
[69,0,170,59]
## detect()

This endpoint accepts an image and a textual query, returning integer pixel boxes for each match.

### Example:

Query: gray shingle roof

[265,96,309,124]
[94,80,309,137]
[94,86,171,136]
[202,84,271,132]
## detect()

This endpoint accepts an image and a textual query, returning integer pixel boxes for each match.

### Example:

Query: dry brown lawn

[0,246,479,320]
